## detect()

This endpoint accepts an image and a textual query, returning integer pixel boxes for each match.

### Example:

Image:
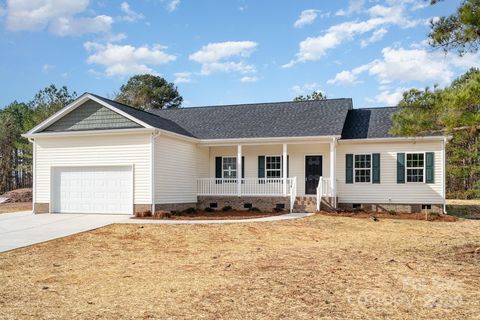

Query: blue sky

[0,0,476,108]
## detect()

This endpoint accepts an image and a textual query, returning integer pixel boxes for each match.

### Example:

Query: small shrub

[183,207,197,214]
[204,207,215,212]
[273,207,284,213]
[248,207,261,212]
[155,210,171,219]
[143,210,152,217]
[387,210,397,215]
[170,210,182,216]
[222,205,233,212]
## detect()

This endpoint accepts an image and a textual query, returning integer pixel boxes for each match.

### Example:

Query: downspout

[151,130,161,214]
[28,138,35,214]
[443,136,447,214]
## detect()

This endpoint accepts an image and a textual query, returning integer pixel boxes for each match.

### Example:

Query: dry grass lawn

[0,214,479,319]
[0,202,31,214]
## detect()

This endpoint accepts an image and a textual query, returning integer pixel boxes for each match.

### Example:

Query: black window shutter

[372,153,380,184]
[397,153,405,183]
[287,155,290,178]
[215,157,222,178]
[425,152,434,183]
[241,156,245,179]
[258,156,265,183]
[346,154,353,184]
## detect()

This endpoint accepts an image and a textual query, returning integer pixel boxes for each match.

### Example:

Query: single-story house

[23,93,447,215]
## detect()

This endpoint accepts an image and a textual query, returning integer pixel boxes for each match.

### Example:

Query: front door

[305,156,323,195]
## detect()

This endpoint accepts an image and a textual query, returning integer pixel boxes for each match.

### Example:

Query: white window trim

[221,156,237,179]
[353,153,372,184]
[264,154,283,179]
[405,151,426,184]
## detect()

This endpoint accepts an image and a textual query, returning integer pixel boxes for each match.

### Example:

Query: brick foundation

[134,204,153,214]
[338,203,443,214]
[33,203,49,214]
[197,196,290,212]
[155,203,198,212]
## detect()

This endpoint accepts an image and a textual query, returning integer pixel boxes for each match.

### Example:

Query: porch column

[237,144,242,197]
[283,143,287,196]
[330,139,337,208]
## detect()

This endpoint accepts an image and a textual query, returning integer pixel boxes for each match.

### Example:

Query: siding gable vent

[42,100,142,132]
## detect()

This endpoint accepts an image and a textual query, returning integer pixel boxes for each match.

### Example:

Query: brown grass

[0,202,31,214]
[0,215,479,319]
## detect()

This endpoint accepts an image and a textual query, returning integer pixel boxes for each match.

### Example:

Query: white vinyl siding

[336,140,443,204]
[154,135,203,204]
[35,133,151,205]
[208,143,331,196]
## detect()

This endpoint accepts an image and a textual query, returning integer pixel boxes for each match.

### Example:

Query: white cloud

[294,9,318,28]
[174,72,192,84]
[167,0,180,12]
[240,76,258,83]
[360,28,387,47]
[335,0,365,16]
[327,63,372,85]
[375,87,409,105]
[42,64,53,73]
[0,4,6,17]
[290,82,322,95]
[105,32,127,43]
[50,15,112,36]
[189,41,258,75]
[284,2,418,67]
[84,42,176,77]
[120,2,144,22]
[4,0,113,36]
[329,47,480,88]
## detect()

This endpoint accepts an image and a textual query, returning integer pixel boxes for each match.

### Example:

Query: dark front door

[305,156,323,195]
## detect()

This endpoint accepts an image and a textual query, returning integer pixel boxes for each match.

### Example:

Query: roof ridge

[155,98,353,111]
[88,92,167,119]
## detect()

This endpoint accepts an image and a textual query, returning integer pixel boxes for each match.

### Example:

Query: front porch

[195,139,338,212]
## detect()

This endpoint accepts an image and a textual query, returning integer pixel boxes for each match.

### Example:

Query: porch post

[237,144,242,197]
[283,143,287,196]
[330,138,337,208]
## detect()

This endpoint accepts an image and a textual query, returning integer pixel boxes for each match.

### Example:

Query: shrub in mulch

[221,206,233,212]
[135,210,152,218]
[183,207,197,214]
[204,207,215,212]
[248,207,261,212]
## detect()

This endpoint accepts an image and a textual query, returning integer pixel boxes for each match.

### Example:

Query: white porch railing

[316,177,332,211]
[197,177,297,197]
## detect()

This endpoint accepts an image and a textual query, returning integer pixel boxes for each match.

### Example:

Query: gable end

[42,100,142,132]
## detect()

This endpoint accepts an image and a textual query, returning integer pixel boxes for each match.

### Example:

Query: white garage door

[52,166,133,215]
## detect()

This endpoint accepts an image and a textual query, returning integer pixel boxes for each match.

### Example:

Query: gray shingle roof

[341,107,398,139]
[151,99,353,139]
[89,93,405,140]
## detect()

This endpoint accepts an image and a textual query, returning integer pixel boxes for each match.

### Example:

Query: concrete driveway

[0,212,129,253]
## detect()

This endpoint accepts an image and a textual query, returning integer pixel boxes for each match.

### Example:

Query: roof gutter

[22,127,156,139]
[338,136,450,143]
[198,135,342,146]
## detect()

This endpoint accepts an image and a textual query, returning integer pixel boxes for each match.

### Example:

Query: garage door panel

[52,166,133,215]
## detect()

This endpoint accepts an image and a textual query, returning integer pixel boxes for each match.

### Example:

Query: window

[406,153,424,182]
[354,154,371,183]
[265,156,282,178]
[222,157,237,179]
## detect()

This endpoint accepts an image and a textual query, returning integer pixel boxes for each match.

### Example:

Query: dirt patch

[134,210,284,220]
[0,202,32,213]
[1,215,479,319]
[0,188,32,203]
[318,210,458,222]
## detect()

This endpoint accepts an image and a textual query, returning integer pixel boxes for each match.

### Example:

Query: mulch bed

[318,210,458,222]
[133,211,285,220]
